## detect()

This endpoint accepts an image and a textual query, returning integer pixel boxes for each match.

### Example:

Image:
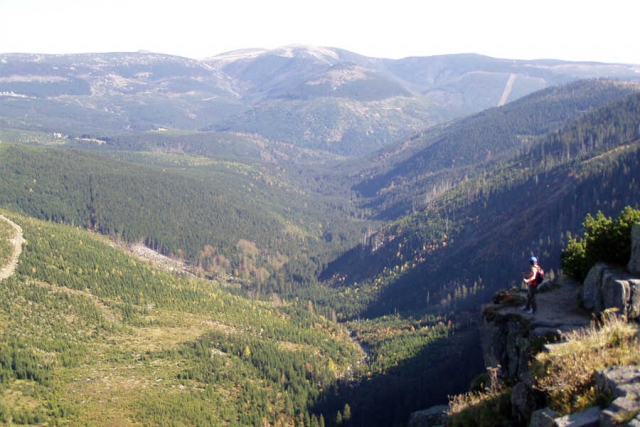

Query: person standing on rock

[522,256,543,315]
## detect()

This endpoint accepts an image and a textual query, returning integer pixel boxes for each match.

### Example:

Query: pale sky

[1,0,638,64]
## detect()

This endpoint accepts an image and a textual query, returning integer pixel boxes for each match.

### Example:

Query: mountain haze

[2,45,639,155]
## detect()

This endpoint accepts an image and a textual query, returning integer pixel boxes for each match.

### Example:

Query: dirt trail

[0,214,25,282]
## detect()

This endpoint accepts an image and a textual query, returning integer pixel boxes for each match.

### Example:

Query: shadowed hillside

[323,88,640,320]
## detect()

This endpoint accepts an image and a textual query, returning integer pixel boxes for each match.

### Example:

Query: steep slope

[350,79,640,218]
[323,90,640,319]
[0,212,361,426]
[291,89,640,427]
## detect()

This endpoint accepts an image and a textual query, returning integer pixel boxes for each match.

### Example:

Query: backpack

[535,266,545,285]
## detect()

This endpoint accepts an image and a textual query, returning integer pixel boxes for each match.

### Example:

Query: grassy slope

[0,212,361,426]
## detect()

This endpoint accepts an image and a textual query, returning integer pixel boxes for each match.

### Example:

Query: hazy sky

[1,0,638,64]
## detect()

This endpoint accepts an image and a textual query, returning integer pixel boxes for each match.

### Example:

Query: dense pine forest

[1,77,640,426]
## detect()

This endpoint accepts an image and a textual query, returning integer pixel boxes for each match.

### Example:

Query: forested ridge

[350,80,640,219]
[0,143,367,292]
[1,79,640,426]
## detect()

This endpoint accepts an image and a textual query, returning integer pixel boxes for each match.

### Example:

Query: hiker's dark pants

[526,285,537,312]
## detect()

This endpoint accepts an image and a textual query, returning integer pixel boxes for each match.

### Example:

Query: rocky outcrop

[582,224,640,318]
[407,405,449,427]
[479,288,640,427]
[410,224,640,426]
[582,256,640,320]
[596,366,640,426]
[477,223,640,426]
[480,280,592,381]
[480,308,535,380]
[629,223,640,275]
[582,263,611,312]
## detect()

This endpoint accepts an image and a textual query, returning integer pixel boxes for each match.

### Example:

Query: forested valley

[1,78,640,426]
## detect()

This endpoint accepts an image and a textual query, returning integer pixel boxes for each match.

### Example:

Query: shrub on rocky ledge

[561,206,640,282]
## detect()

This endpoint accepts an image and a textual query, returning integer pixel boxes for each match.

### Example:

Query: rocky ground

[506,279,593,332]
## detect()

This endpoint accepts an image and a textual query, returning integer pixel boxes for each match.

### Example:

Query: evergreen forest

[1,76,640,426]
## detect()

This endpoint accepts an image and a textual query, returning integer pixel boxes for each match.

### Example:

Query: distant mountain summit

[2,45,640,155]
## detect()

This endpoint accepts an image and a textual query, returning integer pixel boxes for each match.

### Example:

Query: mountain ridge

[3,45,640,155]
[348,79,640,218]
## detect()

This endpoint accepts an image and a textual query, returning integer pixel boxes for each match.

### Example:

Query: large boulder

[596,366,640,427]
[530,408,558,427]
[583,263,640,320]
[595,366,640,399]
[583,263,613,311]
[554,406,601,427]
[583,224,640,317]
[628,279,640,319]
[629,223,640,275]
[602,269,631,315]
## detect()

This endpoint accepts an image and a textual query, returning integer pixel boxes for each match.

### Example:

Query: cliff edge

[479,223,640,426]
[481,278,592,382]
[410,223,640,427]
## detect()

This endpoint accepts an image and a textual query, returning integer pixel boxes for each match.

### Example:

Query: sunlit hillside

[0,212,361,426]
